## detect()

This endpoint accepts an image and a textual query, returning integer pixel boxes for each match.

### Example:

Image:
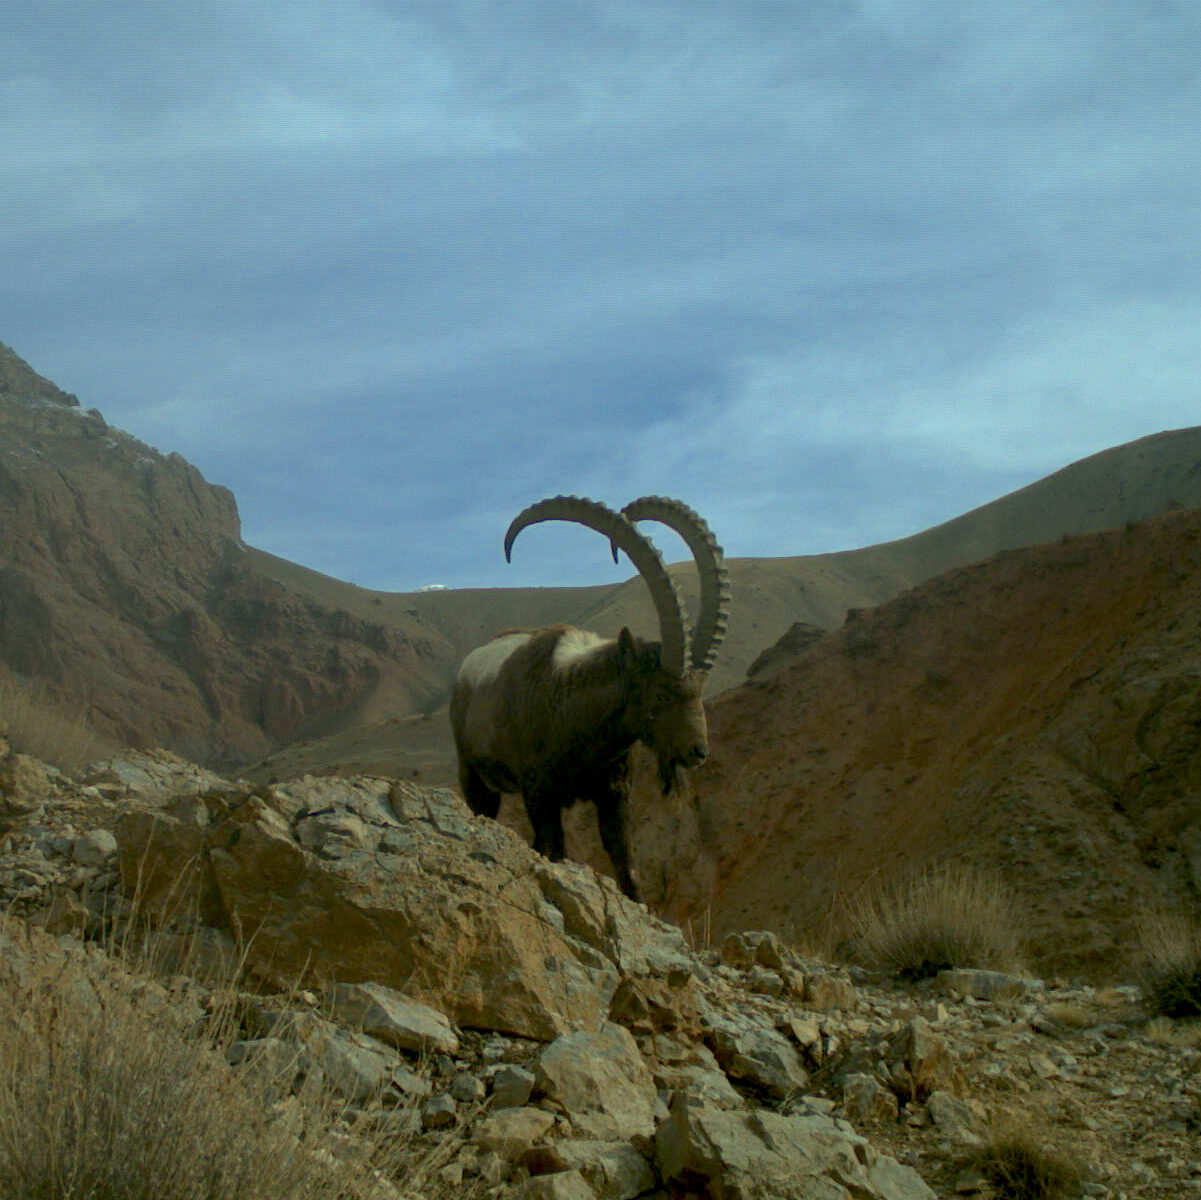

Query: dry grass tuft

[0,674,113,771]
[843,862,1024,979]
[1040,1001,1093,1029]
[1145,1015,1201,1048]
[972,1121,1082,1200]
[1136,910,1201,1018]
[0,917,458,1200]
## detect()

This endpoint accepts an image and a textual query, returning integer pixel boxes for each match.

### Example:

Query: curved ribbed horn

[621,496,729,673]
[504,495,689,675]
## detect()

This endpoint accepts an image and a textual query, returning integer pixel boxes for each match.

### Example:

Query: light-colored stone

[325,981,459,1054]
[535,1021,657,1141]
[653,1041,745,1109]
[117,782,623,1040]
[71,828,118,866]
[521,1171,595,1200]
[656,1094,871,1199]
[450,1072,486,1102]
[473,1107,557,1160]
[868,1154,939,1200]
[82,750,229,806]
[299,1018,400,1103]
[491,1065,536,1108]
[552,1141,656,1200]
[711,1024,809,1099]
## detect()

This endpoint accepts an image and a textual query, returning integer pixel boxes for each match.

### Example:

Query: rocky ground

[2,743,1198,1199]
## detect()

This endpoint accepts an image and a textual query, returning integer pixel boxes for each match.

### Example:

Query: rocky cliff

[0,342,451,766]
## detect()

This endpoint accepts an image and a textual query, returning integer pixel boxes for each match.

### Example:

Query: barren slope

[0,344,452,765]
[635,507,1201,978]
[255,428,1201,781]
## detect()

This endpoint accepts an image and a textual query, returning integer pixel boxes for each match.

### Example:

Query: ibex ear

[616,627,639,671]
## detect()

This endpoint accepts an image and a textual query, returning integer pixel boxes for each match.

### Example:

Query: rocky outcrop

[116,774,693,1041]
[4,750,1201,1197]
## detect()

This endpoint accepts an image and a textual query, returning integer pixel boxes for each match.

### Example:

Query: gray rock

[296,811,375,858]
[473,1107,557,1159]
[81,750,228,805]
[657,1094,865,1199]
[118,782,622,1041]
[747,964,785,995]
[653,1041,744,1109]
[535,1020,657,1140]
[226,1036,307,1095]
[656,1094,935,1200]
[553,1140,657,1200]
[325,981,459,1054]
[301,1019,399,1103]
[421,1092,457,1130]
[70,828,118,866]
[491,1064,536,1108]
[711,1024,809,1099]
[450,1071,486,1102]
[521,1171,595,1200]
[868,1155,939,1200]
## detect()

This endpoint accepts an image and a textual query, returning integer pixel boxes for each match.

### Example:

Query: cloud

[3,0,1200,591]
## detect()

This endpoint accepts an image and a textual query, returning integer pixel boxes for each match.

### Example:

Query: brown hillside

[254,428,1201,781]
[7,338,1201,800]
[0,344,453,765]
[639,506,1201,978]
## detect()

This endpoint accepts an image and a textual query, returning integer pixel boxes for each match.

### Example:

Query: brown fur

[451,624,707,899]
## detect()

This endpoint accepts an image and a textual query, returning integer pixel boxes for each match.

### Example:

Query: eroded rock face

[117,777,692,1041]
[0,344,449,767]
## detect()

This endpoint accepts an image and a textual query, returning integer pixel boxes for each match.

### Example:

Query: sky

[4,1,1201,592]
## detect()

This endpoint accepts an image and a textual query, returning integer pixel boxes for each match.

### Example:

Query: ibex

[450,495,729,900]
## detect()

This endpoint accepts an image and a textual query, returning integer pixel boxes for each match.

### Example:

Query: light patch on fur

[552,628,610,670]
[459,632,531,687]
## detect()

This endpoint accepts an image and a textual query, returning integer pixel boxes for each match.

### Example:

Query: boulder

[655,1094,935,1200]
[710,1024,809,1100]
[521,1172,595,1200]
[118,779,671,1040]
[325,981,459,1055]
[473,1107,557,1160]
[545,1140,657,1200]
[535,1021,657,1141]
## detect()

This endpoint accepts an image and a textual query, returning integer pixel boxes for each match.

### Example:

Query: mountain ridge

[3,340,1201,789]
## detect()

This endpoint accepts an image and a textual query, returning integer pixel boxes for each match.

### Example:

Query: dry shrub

[972,1120,1081,1200]
[1040,1001,1093,1030]
[0,674,113,771]
[1145,1015,1201,1048]
[1136,909,1201,1018]
[0,919,453,1200]
[844,862,1023,979]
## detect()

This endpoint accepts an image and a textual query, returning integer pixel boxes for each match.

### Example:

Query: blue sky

[4,1,1200,590]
